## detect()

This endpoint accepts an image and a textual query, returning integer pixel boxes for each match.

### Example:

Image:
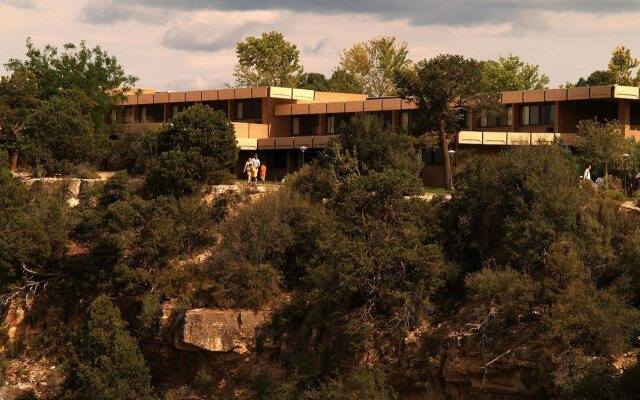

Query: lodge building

[114,85,640,186]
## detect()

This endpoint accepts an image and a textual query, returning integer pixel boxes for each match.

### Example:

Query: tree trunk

[439,121,452,191]
[10,151,18,172]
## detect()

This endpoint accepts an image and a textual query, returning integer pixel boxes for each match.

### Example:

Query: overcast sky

[2,0,640,91]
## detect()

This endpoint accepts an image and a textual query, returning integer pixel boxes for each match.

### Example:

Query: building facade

[114,85,640,185]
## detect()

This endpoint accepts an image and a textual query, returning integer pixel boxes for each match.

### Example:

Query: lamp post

[300,145,308,166]
[623,153,630,197]
[448,149,456,190]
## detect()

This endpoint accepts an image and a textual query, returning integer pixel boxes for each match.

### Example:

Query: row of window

[114,99,262,124]
[116,102,556,130]
[476,104,555,128]
[293,111,412,136]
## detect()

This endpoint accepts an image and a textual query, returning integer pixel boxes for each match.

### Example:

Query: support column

[618,100,631,138]
[131,105,138,123]
[391,110,400,129]
[554,101,560,133]
[319,114,327,135]
[163,104,170,122]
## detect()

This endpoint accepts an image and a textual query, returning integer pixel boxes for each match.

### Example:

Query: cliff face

[4,296,635,399]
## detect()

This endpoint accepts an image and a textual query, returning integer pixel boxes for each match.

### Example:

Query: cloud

[78,0,169,24]
[161,10,280,52]
[80,0,640,27]
[303,37,330,55]
[0,0,35,8]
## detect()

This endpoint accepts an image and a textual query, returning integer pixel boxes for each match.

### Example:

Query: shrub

[546,283,640,356]
[23,89,107,175]
[465,268,538,325]
[64,295,154,400]
[145,104,238,197]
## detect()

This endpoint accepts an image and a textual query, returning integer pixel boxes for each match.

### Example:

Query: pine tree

[64,295,154,400]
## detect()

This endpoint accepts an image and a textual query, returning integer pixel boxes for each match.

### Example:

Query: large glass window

[521,104,554,126]
[478,106,512,128]
[138,104,164,123]
[203,101,228,117]
[401,111,411,131]
[235,99,262,121]
[292,115,319,136]
[170,102,197,118]
[326,114,352,134]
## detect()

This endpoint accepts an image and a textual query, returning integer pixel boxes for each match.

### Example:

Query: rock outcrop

[176,309,272,354]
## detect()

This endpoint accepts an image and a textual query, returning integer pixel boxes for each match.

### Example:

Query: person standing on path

[260,163,267,182]
[583,164,592,181]
[243,157,252,183]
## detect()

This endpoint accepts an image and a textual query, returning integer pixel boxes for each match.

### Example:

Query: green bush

[64,295,154,400]
[145,104,238,197]
[465,268,538,325]
[22,89,107,175]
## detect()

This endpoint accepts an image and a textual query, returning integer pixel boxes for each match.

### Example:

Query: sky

[2,0,640,91]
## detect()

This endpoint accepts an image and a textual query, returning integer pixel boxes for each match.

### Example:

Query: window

[235,99,262,121]
[138,104,164,123]
[327,115,335,134]
[326,114,352,134]
[479,106,512,128]
[458,110,471,129]
[521,104,554,126]
[401,111,411,131]
[292,117,300,136]
[292,116,319,136]
[203,101,228,117]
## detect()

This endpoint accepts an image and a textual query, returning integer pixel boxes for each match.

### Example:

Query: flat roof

[502,85,639,104]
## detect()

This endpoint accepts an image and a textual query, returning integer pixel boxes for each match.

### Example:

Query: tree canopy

[481,54,550,91]
[335,36,411,97]
[571,45,640,87]
[233,31,304,87]
[395,54,501,190]
[607,46,640,86]
[575,119,636,180]
[64,295,154,400]
[5,38,137,131]
[145,103,238,197]
[23,88,106,174]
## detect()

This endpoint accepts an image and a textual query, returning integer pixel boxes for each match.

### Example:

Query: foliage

[302,368,397,400]
[327,68,365,94]
[299,72,331,91]
[73,172,230,295]
[574,70,614,87]
[145,104,238,197]
[465,267,538,325]
[546,282,640,356]
[63,295,154,400]
[21,88,107,174]
[395,54,501,190]
[481,54,550,91]
[0,169,69,294]
[575,119,635,179]
[198,189,333,308]
[607,45,640,86]
[0,67,39,162]
[328,115,419,175]
[336,36,411,97]
[233,31,304,87]
[5,38,137,131]
[448,145,580,272]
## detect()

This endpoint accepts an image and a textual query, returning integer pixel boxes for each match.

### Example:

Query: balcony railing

[458,131,577,146]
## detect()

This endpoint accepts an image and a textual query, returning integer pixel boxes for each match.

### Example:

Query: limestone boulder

[176,309,272,354]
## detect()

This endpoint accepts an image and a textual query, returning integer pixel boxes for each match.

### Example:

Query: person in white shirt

[583,164,592,181]
[251,154,261,169]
